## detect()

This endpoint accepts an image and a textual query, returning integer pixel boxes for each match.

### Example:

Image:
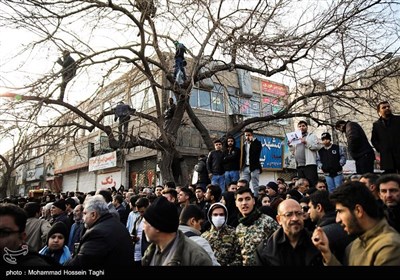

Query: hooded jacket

[207,202,228,228]
[201,203,242,266]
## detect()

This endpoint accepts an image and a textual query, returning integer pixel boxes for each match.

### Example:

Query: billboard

[239,134,284,171]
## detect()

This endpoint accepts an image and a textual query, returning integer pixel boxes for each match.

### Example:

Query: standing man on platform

[318,132,346,192]
[241,128,262,197]
[335,120,375,174]
[223,135,241,188]
[371,101,400,174]
[289,120,320,189]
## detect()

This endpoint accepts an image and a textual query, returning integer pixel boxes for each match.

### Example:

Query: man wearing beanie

[39,222,71,265]
[141,196,212,266]
[50,199,71,230]
[317,132,346,192]
[266,181,284,211]
[266,181,279,194]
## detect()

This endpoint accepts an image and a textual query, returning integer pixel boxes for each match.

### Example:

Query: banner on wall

[89,151,117,172]
[261,80,288,97]
[238,133,286,170]
[256,134,284,170]
[97,171,121,190]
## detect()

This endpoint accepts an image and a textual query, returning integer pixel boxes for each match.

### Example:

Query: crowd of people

[1,101,400,268]
[2,172,400,268]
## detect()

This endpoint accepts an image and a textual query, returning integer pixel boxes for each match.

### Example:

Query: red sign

[262,97,279,105]
[147,170,154,186]
[261,80,287,97]
[131,172,138,187]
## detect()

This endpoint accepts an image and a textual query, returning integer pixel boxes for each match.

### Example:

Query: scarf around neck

[238,208,262,227]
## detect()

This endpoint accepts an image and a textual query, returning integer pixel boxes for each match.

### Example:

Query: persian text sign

[97,171,121,190]
[89,151,117,172]
[256,134,284,170]
[261,80,287,97]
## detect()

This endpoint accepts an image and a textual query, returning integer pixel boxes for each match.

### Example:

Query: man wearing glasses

[255,199,323,266]
[0,203,55,266]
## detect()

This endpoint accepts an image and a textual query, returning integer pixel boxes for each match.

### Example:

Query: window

[199,89,211,110]
[227,86,238,96]
[248,100,260,117]
[189,88,198,107]
[240,99,251,115]
[190,84,225,113]
[130,81,154,111]
[103,97,119,126]
[228,95,240,114]
[211,91,224,112]
[211,84,224,112]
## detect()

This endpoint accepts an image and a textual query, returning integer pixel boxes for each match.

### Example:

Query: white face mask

[211,216,225,228]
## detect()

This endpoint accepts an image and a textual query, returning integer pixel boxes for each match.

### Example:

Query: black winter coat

[241,138,263,172]
[65,213,134,267]
[371,115,400,170]
[344,121,374,160]
[255,227,323,266]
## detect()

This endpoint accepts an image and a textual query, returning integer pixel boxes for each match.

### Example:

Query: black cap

[266,182,279,193]
[143,196,179,233]
[52,199,66,211]
[321,132,331,140]
[47,222,68,244]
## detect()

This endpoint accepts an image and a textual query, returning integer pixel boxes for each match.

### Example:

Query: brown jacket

[327,219,400,265]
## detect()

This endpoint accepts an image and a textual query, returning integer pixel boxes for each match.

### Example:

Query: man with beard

[289,121,320,189]
[376,174,400,233]
[255,199,323,266]
[222,135,241,188]
[371,101,400,174]
[312,181,400,265]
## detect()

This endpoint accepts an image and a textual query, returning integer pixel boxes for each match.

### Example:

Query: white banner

[89,151,117,172]
[96,171,121,191]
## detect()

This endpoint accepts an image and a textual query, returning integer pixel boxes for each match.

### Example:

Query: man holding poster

[288,120,320,188]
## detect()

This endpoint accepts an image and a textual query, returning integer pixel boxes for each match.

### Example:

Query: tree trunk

[158,148,189,186]
[0,170,12,198]
[158,150,175,184]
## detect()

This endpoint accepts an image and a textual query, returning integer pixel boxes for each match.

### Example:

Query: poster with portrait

[286,130,302,146]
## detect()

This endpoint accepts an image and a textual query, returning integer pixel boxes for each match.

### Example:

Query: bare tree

[1,0,400,187]
[0,114,66,197]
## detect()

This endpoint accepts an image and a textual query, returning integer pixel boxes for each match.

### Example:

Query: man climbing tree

[163,97,176,128]
[56,50,77,101]
[114,101,135,144]
[173,41,187,84]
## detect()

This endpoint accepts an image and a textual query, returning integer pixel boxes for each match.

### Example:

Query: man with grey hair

[287,178,310,201]
[65,195,134,267]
